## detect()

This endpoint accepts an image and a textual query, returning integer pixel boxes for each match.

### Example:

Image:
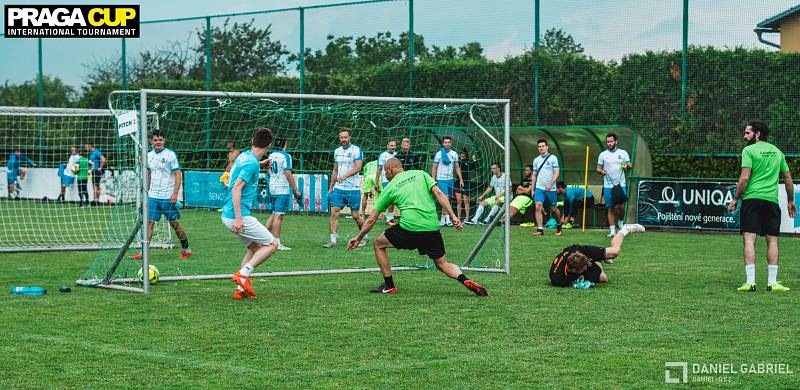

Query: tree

[194,19,289,82]
[0,76,77,107]
[541,28,584,55]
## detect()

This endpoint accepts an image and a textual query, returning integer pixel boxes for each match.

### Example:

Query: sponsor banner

[637,180,739,230]
[183,171,330,213]
[638,180,800,233]
[4,5,139,38]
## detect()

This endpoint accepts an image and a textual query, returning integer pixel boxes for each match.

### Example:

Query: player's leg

[92,173,102,205]
[431,255,488,296]
[325,189,344,248]
[484,196,504,224]
[463,189,471,222]
[549,196,563,235]
[370,233,398,293]
[228,216,278,298]
[764,199,787,291]
[163,199,190,258]
[614,203,625,230]
[348,190,368,247]
[455,190,463,219]
[273,214,289,250]
[470,199,490,224]
[604,187,616,236]
[604,223,645,260]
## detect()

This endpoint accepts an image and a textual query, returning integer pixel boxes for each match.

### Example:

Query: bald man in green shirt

[348,158,488,296]
[728,120,797,292]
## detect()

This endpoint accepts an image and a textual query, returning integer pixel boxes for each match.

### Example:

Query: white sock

[610,225,617,235]
[485,205,500,222]
[473,205,486,222]
[745,264,755,284]
[330,234,337,244]
[446,215,452,223]
[274,237,281,247]
[240,263,254,277]
[440,214,447,224]
[387,212,394,221]
[768,265,778,285]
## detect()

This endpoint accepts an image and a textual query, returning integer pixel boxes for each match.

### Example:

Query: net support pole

[503,102,511,273]
[139,90,150,294]
[582,145,589,232]
[462,207,505,268]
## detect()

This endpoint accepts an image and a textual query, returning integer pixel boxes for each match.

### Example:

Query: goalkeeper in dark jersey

[549,224,645,287]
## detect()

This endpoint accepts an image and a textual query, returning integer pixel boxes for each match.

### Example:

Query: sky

[1,0,797,88]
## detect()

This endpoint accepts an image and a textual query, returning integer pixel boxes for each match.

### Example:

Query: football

[137,264,160,284]
[70,164,80,174]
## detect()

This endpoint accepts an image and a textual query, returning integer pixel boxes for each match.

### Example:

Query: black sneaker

[370,283,398,294]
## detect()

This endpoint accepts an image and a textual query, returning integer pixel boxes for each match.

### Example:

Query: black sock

[180,238,189,249]
[457,274,468,285]
[383,275,395,289]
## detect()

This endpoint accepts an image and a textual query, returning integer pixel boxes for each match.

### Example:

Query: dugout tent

[508,125,651,187]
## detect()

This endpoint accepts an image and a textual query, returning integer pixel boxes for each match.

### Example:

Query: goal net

[0,106,172,252]
[78,90,510,293]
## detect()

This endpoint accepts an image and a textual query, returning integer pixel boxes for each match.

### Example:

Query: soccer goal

[77,89,511,293]
[0,106,173,252]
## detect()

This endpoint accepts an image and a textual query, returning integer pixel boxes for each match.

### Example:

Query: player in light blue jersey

[265,138,301,251]
[223,128,279,300]
[6,148,35,199]
[597,133,632,237]
[324,128,367,248]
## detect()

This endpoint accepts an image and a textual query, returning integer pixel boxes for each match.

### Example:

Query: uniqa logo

[658,186,733,206]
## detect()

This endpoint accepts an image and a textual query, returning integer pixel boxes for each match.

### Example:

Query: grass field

[1,208,799,388]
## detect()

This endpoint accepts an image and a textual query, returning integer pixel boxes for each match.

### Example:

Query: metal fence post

[205,16,212,168]
[681,0,688,117]
[37,38,44,164]
[121,38,127,89]
[299,7,306,170]
[408,0,414,97]
[534,0,540,126]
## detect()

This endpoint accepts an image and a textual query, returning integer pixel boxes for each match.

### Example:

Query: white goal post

[78,89,511,293]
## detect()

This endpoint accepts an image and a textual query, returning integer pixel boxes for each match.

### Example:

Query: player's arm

[529,171,537,195]
[88,160,96,172]
[455,161,463,186]
[99,154,106,170]
[349,210,381,249]
[478,185,493,201]
[781,170,797,218]
[284,169,301,198]
[547,168,559,191]
[343,159,362,180]
[230,178,247,232]
[24,156,35,167]
[329,165,338,192]
[171,169,182,203]
[375,164,383,190]
[728,167,751,212]
[432,184,462,230]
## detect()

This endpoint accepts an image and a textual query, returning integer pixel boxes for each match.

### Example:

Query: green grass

[1,208,799,389]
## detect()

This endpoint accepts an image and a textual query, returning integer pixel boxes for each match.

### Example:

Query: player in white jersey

[57,146,80,202]
[597,133,632,237]
[132,130,192,260]
[324,128,367,248]
[265,138,301,251]
[531,139,562,236]
[467,163,510,225]
[375,139,398,225]
[431,136,463,226]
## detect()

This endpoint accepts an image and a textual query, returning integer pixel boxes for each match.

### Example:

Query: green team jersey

[77,157,90,180]
[374,170,439,232]
[361,160,378,193]
[741,141,789,204]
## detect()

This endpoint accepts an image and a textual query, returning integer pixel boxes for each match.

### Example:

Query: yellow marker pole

[582,145,589,233]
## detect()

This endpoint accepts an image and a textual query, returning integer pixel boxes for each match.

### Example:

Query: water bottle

[11,286,47,296]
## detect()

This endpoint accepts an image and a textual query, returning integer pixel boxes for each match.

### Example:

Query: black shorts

[92,171,102,186]
[740,199,781,236]
[384,224,446,260]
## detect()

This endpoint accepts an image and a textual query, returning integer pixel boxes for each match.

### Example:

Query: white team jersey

[490,173,509,196]
[64,154,81,178]
[268,150,292,195]
[377,150,397,183]
[597,148,630,188]
[433,149,459,181]
[532,153,559,190]
[333,144,363,191]
[147,148,180,199]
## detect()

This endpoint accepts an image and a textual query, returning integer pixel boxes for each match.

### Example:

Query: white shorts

[221,216,275,247]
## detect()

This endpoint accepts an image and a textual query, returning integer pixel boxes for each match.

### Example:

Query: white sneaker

[278,244,292,251]
[322,241,336,248]
[358,238,369,248]
[622,224,646,234]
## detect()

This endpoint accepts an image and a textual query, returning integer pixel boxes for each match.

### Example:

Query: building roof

[757,4,800,29]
